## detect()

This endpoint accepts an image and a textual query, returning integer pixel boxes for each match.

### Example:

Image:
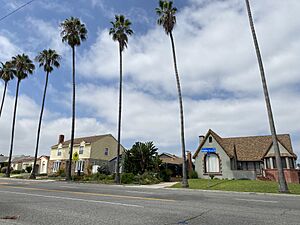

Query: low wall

[231,170,256,180]
[264,169,300,184]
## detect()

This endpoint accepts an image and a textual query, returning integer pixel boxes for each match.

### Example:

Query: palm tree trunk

[67,46,76,181]
[169,32,188,188]
[0,81,8,118]
[30,72,49,179]
[6,79,20,177]
[115,44,122,184]
[245,0,288,192]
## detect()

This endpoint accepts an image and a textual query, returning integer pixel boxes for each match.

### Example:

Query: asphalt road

[0,178,299,225]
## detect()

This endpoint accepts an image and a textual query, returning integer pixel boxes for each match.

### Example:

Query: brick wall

[264,169,300,184]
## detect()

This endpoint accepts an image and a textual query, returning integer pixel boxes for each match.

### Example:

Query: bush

[97,164,110,175]
[121,173,135,184]
[138,172,160,185]
[160,169,172,182]
[57,169,65,177]
[1,167,13,174]
[1,167,7,174]
[21,169,26,173]
[11,170,21,174]
[189,171,198,179]
[26,166,32,173]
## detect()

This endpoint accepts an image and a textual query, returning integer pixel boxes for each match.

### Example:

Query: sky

[0,0,299,163]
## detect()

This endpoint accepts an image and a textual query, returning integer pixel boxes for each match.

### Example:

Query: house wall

[265,169,300,184]
[265,142,293,157]
[50,143,92,161]
[194,135,234,179]
[39,157,48,174]
[90,135,124,161]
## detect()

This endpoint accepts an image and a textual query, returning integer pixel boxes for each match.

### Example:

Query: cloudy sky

[0,0,299,162]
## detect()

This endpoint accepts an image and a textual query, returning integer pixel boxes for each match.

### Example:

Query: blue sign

[201,148,216,153]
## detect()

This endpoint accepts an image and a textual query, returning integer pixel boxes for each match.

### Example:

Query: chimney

[58,134,64,144]
[199,135,205,144]
[186,151,193,172]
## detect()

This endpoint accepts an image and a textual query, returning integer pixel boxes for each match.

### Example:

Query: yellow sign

[73,152,79,161]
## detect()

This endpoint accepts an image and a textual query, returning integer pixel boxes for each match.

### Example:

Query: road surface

[0,178,299,225]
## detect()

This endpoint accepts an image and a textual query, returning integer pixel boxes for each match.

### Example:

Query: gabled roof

[193,129,296,161]
[160,153,183,165]
[12,156,35,163]
[51,134,112,148]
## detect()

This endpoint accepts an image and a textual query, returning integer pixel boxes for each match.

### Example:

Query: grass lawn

[171,179,300,194]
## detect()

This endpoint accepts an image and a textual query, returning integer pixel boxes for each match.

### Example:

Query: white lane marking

[0,190,144,208]
[235,198,278,203]
[125,190,155,195]
[59,186,80,189]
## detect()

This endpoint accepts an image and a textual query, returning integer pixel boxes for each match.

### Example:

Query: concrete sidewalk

[125,182,178,189]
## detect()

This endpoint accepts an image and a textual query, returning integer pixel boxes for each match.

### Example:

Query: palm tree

[30,49,61,179]
[6,54,35,177]
[109,15,133,184]
[60,17,87,180]
[156,0,188,188]
[245,0,288,192]
[0,61,14,118]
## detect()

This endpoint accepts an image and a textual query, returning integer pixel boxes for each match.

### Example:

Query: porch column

[270,158,274,169]
[286,157,290,169]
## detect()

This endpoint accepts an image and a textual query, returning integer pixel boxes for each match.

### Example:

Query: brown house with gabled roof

[193,129,299,183]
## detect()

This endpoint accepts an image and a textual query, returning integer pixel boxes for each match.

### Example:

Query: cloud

[0,35,21,62]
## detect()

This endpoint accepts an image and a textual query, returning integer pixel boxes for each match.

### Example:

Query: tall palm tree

[109,15,133,184]
[156,0,188,188]
[0,61,14,118]
[60,17,87,180]
[245,0,288,192]
[30,49,61,179]
[6,54,35,177]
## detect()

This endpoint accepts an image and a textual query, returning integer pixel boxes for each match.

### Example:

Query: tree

[245,0,288,192]
[0,61,14,118]
[30,49,61,179]
[124,141,161,175]
[109,15,133,184]
[60,17,87,180]
[6,54,35,177]
[156,0,188,188]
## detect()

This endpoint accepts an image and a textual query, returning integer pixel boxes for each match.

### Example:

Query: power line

[0,0,36,23]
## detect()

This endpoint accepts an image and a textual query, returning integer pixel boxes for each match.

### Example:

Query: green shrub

[1,167,7,174]
[57,169,65,177]
[21,169,25,173]
[121,173,135,184]
[189,171,198,179]
[11,170,22,174]
[97,164,110,175]
[38,173,48,177]
[26,166,32,173]
[138,172,160,185]
[160,169,172,182]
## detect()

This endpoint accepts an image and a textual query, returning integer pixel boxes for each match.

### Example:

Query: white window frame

[79,146,84,155]
[75,160,85,172]
[53,161,61,172]
[205,153,220,173]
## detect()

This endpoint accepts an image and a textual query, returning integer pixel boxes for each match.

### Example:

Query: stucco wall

[194,134,234,179]
[90,135,124,161]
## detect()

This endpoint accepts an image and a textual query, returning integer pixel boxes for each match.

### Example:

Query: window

[208,136,213,143]
[205,153,220,173]
[75,160,85,172]
[53,161,61,172]
[104,148,109,156]
[79,146,84,154]
[272,157,277,168]
[266,158,271,169]
[281,157,287,169]
[288,158,295,169]
[57,148,62,156]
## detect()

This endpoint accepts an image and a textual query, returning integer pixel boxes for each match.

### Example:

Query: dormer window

[209,136,213,143]
[79,146,84,154]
